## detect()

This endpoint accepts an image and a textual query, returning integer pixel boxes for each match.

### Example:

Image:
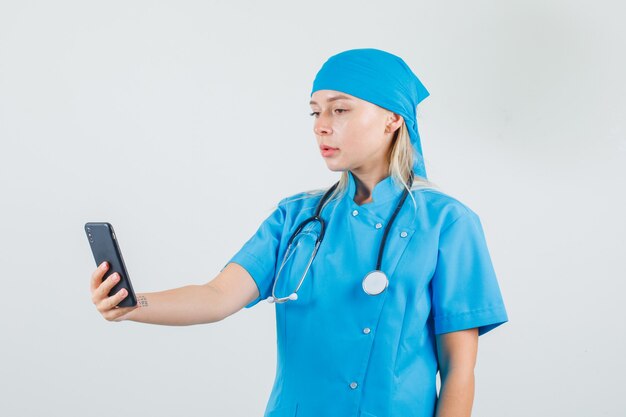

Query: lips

[320,145,339,158]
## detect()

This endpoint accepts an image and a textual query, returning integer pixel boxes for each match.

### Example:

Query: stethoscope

[266,171,414,303]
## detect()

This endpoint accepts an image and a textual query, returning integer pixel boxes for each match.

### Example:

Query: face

[309,90,402,174]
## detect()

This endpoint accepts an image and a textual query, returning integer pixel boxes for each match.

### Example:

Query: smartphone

[85,222,137,307]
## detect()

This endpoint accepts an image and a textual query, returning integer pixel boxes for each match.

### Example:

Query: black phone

[85,222,137,307]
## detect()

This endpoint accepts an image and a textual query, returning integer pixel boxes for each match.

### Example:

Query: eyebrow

[309,94,353,105]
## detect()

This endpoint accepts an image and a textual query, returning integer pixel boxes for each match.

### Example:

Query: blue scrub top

[225,171,508,417]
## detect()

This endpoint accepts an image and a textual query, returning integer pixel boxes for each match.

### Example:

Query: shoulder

[411,187,480,231]
[274,189,327,215]
[279,188,326,206]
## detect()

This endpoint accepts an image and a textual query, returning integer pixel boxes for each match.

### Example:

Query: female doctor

[89,48,508,417]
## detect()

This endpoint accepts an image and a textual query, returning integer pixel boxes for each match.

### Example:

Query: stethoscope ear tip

[266,296,275,303]
[288,293,298,301]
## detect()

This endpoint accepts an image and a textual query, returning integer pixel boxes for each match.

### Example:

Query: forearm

[435,369,475,417]
[124,284,225,326]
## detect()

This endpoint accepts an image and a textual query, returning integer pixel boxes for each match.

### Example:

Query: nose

[313,112,332,136]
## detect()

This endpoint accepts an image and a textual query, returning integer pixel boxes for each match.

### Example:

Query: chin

[324,162,346,173]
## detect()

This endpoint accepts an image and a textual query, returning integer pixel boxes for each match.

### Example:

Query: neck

[350,167,389,205]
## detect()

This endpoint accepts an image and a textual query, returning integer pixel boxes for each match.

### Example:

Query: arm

[434,328,479,417]
[91,262,259,326]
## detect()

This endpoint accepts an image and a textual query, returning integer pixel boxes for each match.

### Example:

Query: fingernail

[113,273,119,281]
[101,262,108,269]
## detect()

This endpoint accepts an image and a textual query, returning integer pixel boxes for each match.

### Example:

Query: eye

[309,109,348,117]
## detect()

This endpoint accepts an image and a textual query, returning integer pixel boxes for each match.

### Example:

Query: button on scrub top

[224,171,508,417]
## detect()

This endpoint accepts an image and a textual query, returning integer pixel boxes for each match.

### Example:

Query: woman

[90,48,508,417]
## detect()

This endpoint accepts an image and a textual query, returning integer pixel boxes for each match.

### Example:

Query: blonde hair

[285,120,440,216]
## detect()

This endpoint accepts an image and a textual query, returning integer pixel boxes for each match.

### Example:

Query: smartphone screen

[85,222,137,307]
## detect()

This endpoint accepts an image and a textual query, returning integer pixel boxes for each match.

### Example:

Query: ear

[384,112,404,134]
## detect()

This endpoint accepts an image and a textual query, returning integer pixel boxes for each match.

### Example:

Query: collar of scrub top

[310,48,430,180]
[346,170,408,208]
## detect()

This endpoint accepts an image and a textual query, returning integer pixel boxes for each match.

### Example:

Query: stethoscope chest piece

[362,270,389,296]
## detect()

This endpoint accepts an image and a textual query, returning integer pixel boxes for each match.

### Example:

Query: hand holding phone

[85,223,138,317]
[90,261,138,321]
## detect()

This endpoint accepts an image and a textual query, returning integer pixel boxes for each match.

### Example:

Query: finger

[90,262,109,293]
[97,287,128,313]
[103,305,136,321]
[94,272,121,302]
[107,305,140,322]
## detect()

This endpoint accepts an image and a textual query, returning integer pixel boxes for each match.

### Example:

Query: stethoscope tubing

[375,171,414,270]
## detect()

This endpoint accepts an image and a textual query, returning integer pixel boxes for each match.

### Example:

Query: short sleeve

[222,201,287,309]
[431,211,508,336]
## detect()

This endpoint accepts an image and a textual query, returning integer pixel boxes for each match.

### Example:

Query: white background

[1,1,624,416]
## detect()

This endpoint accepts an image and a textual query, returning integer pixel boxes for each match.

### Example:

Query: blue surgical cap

[311,48,430,180]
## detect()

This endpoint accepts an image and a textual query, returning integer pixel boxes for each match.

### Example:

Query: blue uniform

[225,171,508,417]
